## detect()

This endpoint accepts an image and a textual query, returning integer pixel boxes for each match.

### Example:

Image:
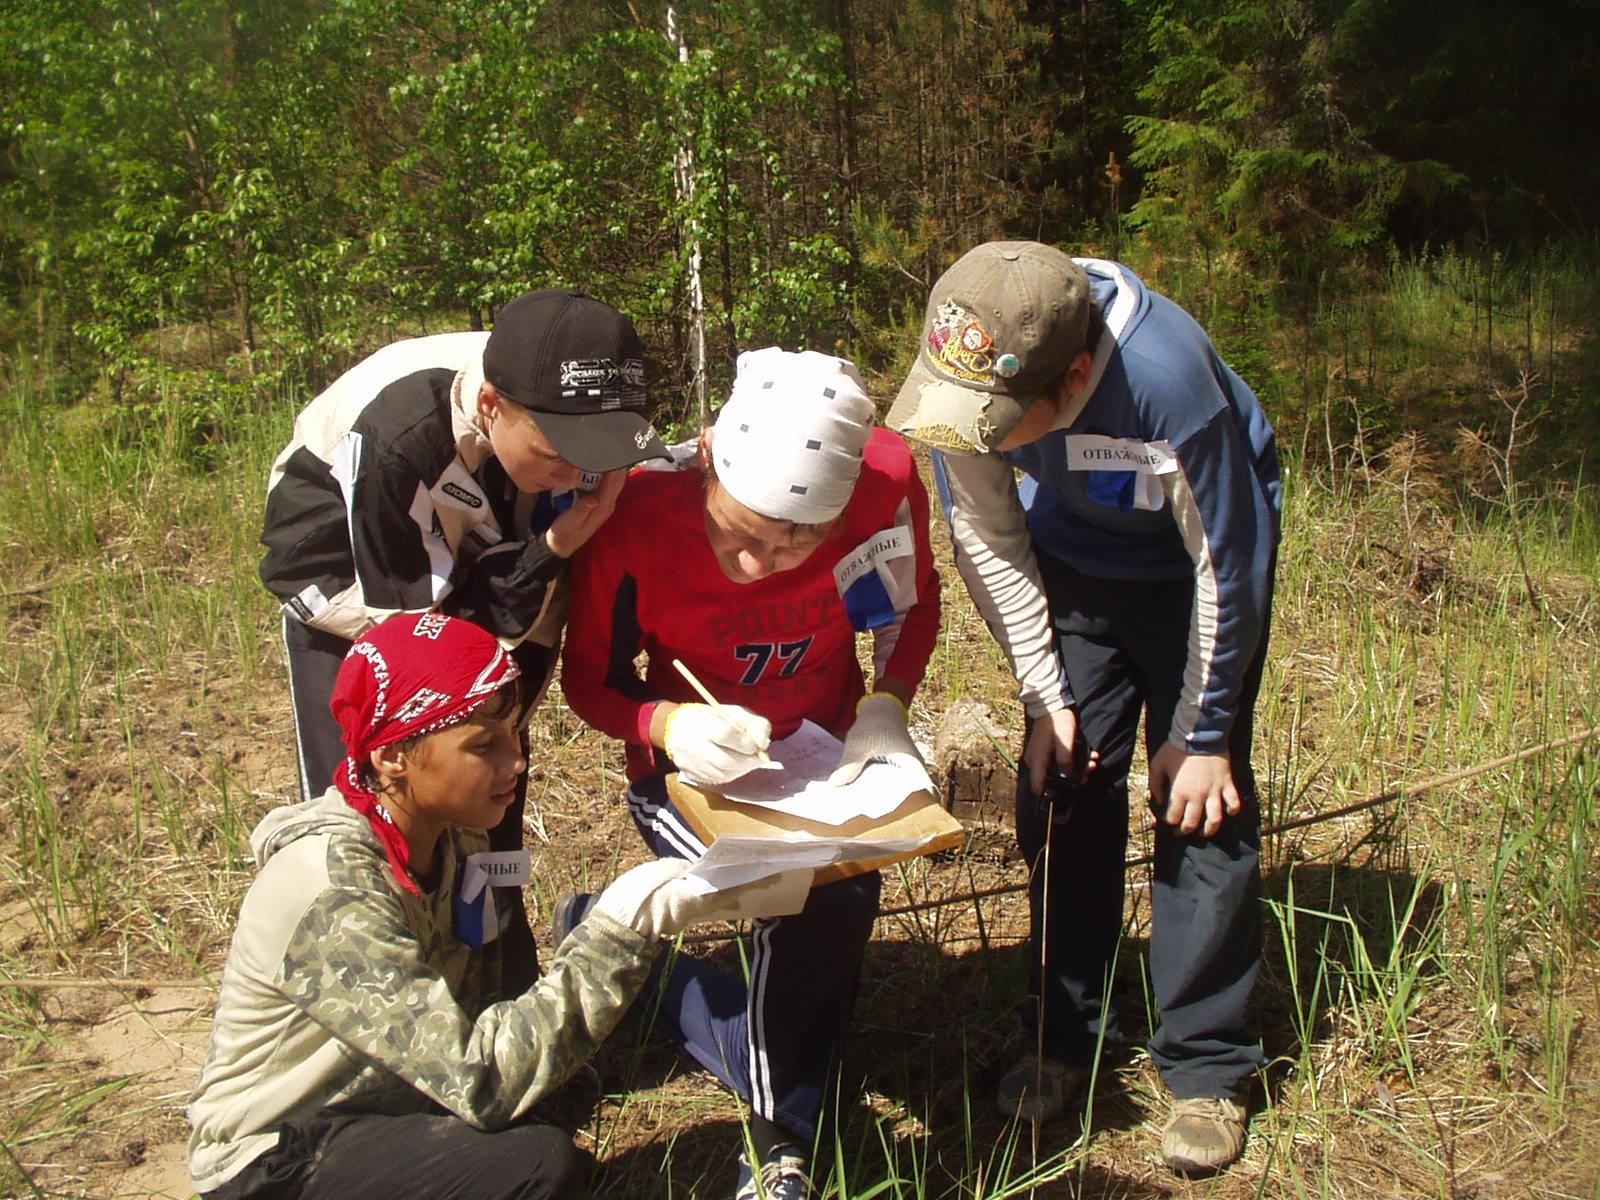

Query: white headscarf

[712,347,874,523]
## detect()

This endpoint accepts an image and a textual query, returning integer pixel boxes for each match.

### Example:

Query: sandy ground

[79,988,212,1200]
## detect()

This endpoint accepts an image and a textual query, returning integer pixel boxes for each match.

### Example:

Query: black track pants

[1015,557,1269,1098]
[202,1108,588,1200]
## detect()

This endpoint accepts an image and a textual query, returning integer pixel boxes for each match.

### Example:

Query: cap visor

[887,356,1024,455]
[532,408,670,472]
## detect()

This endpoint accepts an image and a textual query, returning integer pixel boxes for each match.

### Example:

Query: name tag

[1065,435,1178,475]
[1066,435,1174,513]
[453,850,531,948]
[833,525,917,632]
[460,850,532,901]
[834,527,913,592]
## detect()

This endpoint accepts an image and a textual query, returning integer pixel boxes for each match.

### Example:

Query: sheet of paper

[672,866,814,918]
[692,720,934,826]
[681,833,934,893]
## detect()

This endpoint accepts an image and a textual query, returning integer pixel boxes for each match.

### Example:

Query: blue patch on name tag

[453,887,490,949]
[1085,470,1137,512]
[842,569,896,632]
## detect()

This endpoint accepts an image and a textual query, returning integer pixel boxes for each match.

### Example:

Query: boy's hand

[1149,743,1238,838]
[1022,709,1099,797]
[662,703,773,785]
[591,859,693,940]
[544,469,626,559]
[829,692,922,786]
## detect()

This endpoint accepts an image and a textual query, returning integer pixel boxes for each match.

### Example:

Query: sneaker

[733,1144,810,1200]
[551,892,597,949]
[1160,1096,1248,1175]
[996,1054,1090,1124]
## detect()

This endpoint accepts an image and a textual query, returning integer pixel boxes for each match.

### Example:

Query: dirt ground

[4,667,1595,1200]
[6,678,1593,1200]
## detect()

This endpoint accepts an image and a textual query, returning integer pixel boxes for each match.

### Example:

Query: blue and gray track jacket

[933,259,1281,754]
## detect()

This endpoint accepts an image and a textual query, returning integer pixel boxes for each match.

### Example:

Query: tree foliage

[0,0,1590,424]
[1125,0,1459,308]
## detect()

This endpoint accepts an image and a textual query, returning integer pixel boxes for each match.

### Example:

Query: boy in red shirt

[562,348,941,1199]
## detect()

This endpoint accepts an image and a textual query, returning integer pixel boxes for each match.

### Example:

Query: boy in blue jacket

[890,242,1280,1175]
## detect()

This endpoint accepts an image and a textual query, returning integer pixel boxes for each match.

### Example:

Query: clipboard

[667,773,968,885]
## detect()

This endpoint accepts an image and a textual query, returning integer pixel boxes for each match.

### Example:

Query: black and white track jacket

[259,332,568,650]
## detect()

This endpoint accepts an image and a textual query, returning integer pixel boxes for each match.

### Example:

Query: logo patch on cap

[559,358,647,410]
[900,421,979,454]
[927,300,999,386]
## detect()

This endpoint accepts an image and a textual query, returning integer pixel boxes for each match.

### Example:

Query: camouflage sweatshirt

[187,792,654,1194]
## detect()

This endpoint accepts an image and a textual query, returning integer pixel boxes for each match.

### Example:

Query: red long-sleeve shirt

[562,429,942,781]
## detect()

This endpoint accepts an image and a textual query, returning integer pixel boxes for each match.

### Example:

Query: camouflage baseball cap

[888,241,1091,454]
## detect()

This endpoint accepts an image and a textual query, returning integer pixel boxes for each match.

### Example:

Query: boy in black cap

[259,289,669,985]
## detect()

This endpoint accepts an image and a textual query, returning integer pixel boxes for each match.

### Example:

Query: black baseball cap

[482,289,670,472]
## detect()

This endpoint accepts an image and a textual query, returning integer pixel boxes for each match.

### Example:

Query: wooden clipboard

[666,774,968,885]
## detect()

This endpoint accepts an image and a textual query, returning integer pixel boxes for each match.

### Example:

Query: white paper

[1064,434,1178,475]
[682,833,932,893]
[673,866,815,920]
[695,720,933,826]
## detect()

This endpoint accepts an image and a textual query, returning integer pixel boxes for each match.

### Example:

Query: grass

[1,245,1598,1197]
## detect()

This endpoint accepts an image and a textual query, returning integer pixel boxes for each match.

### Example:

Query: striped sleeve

[1162,410,1276,754]
[932,450,1070,717]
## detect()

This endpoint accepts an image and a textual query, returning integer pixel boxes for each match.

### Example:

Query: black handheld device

[1036,735,1091,815]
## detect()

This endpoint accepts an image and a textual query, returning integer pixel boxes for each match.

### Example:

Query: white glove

[592,859,691,941]
[828,693,924,786]
[590,858,751,941]
[663,703,772,786]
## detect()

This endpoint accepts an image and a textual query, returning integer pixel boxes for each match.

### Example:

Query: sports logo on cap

[927,300,1000,387]
[559,358,646,411]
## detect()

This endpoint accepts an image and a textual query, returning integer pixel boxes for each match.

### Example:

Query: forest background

[6,0,1599,427]
[1,1,1598,1198]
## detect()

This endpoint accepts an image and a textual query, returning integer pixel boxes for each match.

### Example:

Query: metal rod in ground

[873,721,1600,924]
[9,727,1595,977]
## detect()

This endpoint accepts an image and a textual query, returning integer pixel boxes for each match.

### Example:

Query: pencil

[671,658,774,765]
[671,658,721,707]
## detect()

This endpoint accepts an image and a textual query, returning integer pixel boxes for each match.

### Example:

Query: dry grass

[1,364,1598,1198]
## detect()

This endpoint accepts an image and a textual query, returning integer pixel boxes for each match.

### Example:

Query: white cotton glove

[828,693,924,786]
[663,703,772,786]
[589,858,736,941]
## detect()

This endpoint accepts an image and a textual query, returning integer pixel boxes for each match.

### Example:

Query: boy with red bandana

[189,613,743,1200]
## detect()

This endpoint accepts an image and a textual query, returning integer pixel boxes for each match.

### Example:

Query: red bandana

[329,612,520,894]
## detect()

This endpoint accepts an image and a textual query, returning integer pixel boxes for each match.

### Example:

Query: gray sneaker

[1160,1096,1248,1175]
[995,1054,1090,1124]
[733,1144,810,1200]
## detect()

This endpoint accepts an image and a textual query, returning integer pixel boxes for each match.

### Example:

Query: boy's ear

[369,743,407,784]
[476,381,501,423]
[696,426,715,472]
[1063,349,1095,399]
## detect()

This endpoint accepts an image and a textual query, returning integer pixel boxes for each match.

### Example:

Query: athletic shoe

[733,1143,810,1200]
[995,1054,1090,1123]
[551,892,597,949]
[1160,1096,1248,1175]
